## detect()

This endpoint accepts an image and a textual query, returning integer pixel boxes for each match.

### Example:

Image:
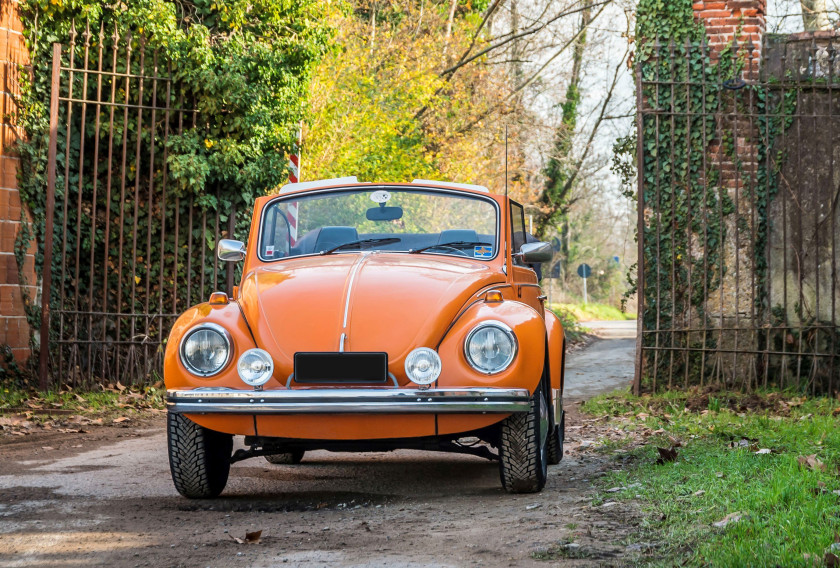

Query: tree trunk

[801,0,831,31]
[533,0,593,241]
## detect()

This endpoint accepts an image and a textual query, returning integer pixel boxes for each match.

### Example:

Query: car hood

[238,253,504,376]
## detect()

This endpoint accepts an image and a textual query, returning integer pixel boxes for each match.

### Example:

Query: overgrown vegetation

[584,389,840,566]
[551,302,635,322]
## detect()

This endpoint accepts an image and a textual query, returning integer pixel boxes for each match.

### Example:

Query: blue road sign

[577,263,592,278]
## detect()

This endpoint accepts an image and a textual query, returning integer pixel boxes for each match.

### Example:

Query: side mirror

[517,241,553,263]
[218,239,246,262]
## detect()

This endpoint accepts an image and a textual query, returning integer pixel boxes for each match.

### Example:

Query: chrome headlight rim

[179,322,233,377]
[237,348,275,387]
[463,320,518,375]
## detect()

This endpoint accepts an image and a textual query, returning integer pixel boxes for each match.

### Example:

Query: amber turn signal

[209,291,229,305]
[484,289,503,303]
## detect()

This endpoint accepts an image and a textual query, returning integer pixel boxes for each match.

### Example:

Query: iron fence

[40,24,251,387]
[635,36,840,394]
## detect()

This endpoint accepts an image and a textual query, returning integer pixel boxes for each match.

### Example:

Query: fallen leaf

[826,552,840,568]
[755,448,772,455]
[693,490,706,496]
[41,446,54,451]
[605,487,622,493]
[116,381,126,392]
[112,417,130,424]
[231,530,262,545]
[797,454,826,472]
[656,446,678,464]
[713,511,744,528]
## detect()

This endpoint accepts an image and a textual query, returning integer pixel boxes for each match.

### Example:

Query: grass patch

[548,306,590,343]
[583,389,840,567]
[551,302,635,322]
[0,384,165,415]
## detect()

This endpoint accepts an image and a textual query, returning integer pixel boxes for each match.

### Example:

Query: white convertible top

[278,177,490,194]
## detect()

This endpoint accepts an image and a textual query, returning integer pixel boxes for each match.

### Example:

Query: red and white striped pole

[287,128,302,245]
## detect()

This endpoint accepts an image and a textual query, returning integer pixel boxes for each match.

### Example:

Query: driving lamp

[464,321,517,374]
[179,323,231,376]
[237,349,275,387]
[405,347,442,387]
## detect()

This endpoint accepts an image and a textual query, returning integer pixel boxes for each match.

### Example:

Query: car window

[259,189,498,261]
[510,201,527,263]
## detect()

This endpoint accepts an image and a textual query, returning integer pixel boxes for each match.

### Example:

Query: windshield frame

[256,185,502,263]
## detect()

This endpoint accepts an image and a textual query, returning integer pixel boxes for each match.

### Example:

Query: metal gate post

[38,43,62,390]
[633,62,645,396]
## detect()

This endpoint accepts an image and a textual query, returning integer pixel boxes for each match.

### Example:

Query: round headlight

[179,323,231,377]
[464,321,517,374]
[237,348,274,387]
[405,347,442,386]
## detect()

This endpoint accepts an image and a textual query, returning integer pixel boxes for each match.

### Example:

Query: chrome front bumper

[167,387,531,415]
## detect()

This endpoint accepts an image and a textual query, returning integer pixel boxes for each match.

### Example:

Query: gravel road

[0,325,637,568]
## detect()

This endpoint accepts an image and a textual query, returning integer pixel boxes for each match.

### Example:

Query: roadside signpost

[577,263,592,304]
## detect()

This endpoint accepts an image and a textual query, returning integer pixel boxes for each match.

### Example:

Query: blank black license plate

[294,352,389,383]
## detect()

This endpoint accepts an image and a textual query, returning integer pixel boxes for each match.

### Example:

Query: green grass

[548,306,589,343]
[0,385,165,414]
[583,390,840,567]
[551,302,635,322]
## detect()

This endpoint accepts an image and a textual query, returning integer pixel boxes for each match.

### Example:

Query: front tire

[167,412,233,499]
[265,450,305,465]
[499,384,548,493]
[547,338,567,465]
[547,409,564,464]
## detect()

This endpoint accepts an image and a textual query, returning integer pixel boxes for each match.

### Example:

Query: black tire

[167,412,233,499]
[499,384,549,493]
[265,450,305,465]
[547,410,565,465]
[547,338,567,465]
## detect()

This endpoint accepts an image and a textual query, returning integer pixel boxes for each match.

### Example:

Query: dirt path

[0,328,638,568]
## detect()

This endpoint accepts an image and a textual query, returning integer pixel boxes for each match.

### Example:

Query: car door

[509,200,545,315]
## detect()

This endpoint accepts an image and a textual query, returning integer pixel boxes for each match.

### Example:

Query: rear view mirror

[518,241,553,263]
[218,239,246,262]
[366,206,403,221]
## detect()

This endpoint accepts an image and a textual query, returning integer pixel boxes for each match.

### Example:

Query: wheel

[167,412,233,499]
[265,450,305,465]
[498,384,549,493]
[547,409,565,465]
[547,339,566,465]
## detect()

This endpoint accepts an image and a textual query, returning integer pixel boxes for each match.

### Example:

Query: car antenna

[504,124,508,197]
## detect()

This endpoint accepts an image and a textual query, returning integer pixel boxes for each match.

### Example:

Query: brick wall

[0,0,34,362]
[694,0,765,79]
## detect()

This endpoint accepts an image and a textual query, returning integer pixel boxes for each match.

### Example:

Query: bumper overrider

[167,387,531,415]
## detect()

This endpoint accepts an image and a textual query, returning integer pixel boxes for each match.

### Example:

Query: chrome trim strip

[553,390,563,423]
[342,254,367,329]
[167,387,530,415]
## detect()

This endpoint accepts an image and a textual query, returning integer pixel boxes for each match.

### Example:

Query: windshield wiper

[408,241,491,254]
[320,237,401,255]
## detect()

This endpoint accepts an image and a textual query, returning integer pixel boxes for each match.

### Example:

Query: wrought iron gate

[39,26,250,388]
[635,37,840,394]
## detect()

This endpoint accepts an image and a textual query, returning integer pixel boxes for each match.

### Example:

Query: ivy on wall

[9,0,334,383]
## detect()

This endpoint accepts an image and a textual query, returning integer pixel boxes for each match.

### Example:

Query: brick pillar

[694,0,766,79]
[0,0,35,362]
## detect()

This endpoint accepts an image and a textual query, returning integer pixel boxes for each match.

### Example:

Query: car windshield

[258,188,498,261]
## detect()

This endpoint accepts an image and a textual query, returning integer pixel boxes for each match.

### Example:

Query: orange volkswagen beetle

[165,178,566,497]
